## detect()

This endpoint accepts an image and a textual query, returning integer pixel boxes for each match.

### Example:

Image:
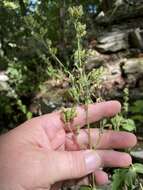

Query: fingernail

[84,150,101,174]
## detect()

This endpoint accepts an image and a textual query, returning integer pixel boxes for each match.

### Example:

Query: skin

[0,101,137,190]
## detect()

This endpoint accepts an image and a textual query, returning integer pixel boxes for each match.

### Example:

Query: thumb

[43,150,102,184]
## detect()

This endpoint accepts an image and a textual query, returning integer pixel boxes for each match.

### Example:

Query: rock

[96,30,129,52]
[130,28,143,49]
[0,72,9,92]
[30,79,70,115]
[95,11,107,23]
[101,60,125,95]
[0,72,8,82]
[129,89,143,99]
[131,151,143,162]
[101,0,114,13]
[0,81,9,92]
[82,0,143,102]
[121,58,143,88]
[131,143,143,164]
[96,0,143,24]
[123,58,143,76]
[95,14,143,53]
[85,50,107,70]
[85,50,143,99]
[95,1,143,53]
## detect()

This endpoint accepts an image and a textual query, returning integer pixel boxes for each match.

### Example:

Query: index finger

[39,101,121,131]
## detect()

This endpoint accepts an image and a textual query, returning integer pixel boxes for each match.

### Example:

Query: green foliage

[133,163,143,174]
[67,5,104,105]
[130,100,143,123]
[121,119,136,132]
[111,164,143,190]
[68,5,84,20]
[123,88,129,114]
[17,100,32,120]
[0,0,101,130]
[111,115,136,132]
[68,67,104,104]
[110,87,141,190]
[111,88,136,132]
[61,107,77,123]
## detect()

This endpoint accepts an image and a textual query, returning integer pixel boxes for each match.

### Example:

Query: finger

[41,150,102,184]
[63,170,108,187]
[37,101,121,133]
[94,170,109,186]
[63,170,109,187]
[62,177,89,188]
[65,101,121,131]
[97,150,132,168]
[65,129,137,150]
[41,149,131,185]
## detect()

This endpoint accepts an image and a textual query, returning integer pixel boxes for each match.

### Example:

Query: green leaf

[130,100,143,113]
[79,186,92,190]
[111,114,124,131]
[131,115,143,121]
[122,119,136,132]
[125,168,136,187]
[133,163,143,174]
[111,169,128,190]
[4,1,18,9]
[26,112,33,120]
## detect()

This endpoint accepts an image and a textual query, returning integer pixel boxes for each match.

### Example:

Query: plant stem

[77,37,82,68]
[85,104,92,149]
[41,38,67,72]
[51,52,65,69]
[85,104,96,189]
[140,183,143,190]
[74,8,97,189]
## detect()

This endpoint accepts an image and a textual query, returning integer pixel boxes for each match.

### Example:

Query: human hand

[0,101,137,190]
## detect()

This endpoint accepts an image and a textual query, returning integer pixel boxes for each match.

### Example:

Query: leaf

[111,115,123,129]
[111,167,138,190]
[130,100,143,113]
[111,169,128,190]
[121,119,136,132]
[26,112,33,120]
[131,115,143,121]
[125,168,136,187]
[4,1,18,9]
[79,186,92,190]
[133,163,143,174]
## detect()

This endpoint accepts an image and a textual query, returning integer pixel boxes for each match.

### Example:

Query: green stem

[93,120,103,150]
[86,104,96,189]
[140,183,143,190]
[77,37,82,68]
[86,104,92,149]
[74,14,97,190]
[51,52,65,69]
[41,38,67,72]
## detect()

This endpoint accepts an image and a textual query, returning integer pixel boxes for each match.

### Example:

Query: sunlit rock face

[98,0,143,24]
